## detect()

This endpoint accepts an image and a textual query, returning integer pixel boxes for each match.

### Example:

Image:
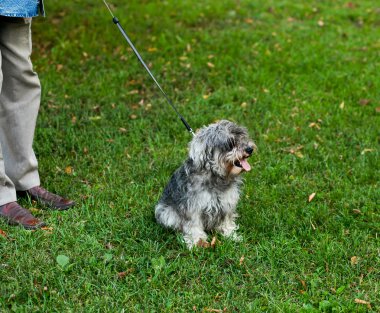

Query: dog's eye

[227,139,235,151]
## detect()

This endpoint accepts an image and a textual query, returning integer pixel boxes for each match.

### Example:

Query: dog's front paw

[183,234,208,249]
[196,239,210,248]
[229,232,243,242]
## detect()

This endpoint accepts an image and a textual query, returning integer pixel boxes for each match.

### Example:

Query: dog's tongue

[240,159,251,171]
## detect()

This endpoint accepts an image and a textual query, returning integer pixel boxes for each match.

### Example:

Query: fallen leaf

[244,18,254,24]
[204,309,226,313]
[350,256,359,266]
[130,114,138,120]
[309,122,321,129]
[105,242,114,250]
[65,166,73,175]
[241,102,247,108]
[92,105,101,113]
[359,99,370,106]
[299,279,307,289]
[207,62,215,68]
[317,20,324,27]
[128,89,139,95]
[41,226,53,231]
[147,47,157,52]
[354,299,371,309]
[352,209,361,214]
[308,192,316,202]
[203,94,211,100]
[56,64,63,71]
[239,255,245,265]
[119,127,127,133]
[344,2,357,9]
[339,101,345,109]
[89,116,101,121]
[210,236,217,248]
[117,271,127,279]
[361,148,374,155]
[0,229,8,239]
[375,107,380,113]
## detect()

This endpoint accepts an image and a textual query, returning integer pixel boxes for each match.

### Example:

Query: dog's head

[189,120,256,177]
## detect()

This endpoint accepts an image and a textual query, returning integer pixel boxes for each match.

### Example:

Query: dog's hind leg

[155,204,181,230]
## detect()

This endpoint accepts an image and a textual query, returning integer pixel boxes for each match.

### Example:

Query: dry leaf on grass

[354,299,371,309]
[128,89,139,95]
[309,122,321,130]
[105,242,114,250]
[204,308,227,313]
[0,229,8,239]
[350,256,359,266]
[282,145,304,158]
[210,236,217,248]
[359,99,370,106]
[65,166,73,175]
[361,148,374,155]
[308,192,316,202]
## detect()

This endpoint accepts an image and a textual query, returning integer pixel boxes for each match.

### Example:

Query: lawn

[0,0,379,311]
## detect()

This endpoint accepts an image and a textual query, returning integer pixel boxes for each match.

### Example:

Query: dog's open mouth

[234,158,251,171]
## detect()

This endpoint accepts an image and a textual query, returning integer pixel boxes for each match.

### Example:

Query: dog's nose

[245,146,254,155]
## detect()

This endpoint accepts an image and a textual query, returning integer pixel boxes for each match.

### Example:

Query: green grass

[1,0,379,311]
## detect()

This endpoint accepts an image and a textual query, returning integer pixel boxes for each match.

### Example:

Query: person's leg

[0,16,74,211]
[0,17,41,191]
[0,17,45,228]
[0,47,18,207]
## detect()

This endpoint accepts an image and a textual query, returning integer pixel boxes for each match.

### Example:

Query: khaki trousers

[0,17,40,206]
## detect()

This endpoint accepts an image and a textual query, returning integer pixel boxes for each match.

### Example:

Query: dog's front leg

[216,213,242,242]
[182,217,208,249]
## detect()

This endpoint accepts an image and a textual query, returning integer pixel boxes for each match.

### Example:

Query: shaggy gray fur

[155,120,255,248]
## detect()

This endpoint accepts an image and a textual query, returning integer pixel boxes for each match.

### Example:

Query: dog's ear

[188,132,207,168]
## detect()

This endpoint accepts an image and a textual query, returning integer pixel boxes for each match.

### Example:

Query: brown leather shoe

[19,186,75,211]
[0,202,46,230]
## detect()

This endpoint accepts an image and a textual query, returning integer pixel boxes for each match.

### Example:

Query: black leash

[103,0,195,136]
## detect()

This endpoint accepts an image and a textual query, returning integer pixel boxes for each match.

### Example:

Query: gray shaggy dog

[155,120,256,248]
